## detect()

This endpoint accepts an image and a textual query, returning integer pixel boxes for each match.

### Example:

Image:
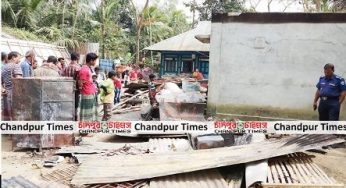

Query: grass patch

[2,26,49,42]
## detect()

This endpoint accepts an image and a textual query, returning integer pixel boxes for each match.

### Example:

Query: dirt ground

[306,147,346,185]
[2,134,346,186]
[1,135,59,179]
[1,133,148,180]
[0,111,144,181]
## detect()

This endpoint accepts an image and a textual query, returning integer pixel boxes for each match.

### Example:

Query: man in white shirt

[95,67,106,84]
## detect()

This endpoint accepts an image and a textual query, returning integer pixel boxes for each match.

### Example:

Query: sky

[133,0,304,22]
[245,0,304,12]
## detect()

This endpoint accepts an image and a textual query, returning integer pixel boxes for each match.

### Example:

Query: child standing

[92,74,99,94]
[114,74,122,104]
[92,74,100,105]
[148,74,164,107]
[123,70,129,87]
[100,71,116,121]
[148,74,158,106]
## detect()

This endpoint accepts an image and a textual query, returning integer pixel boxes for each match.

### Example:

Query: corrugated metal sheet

[150,169,228,188]
[76,138,192,187]
[2,176,40,188]
[263,152,344,187]
[148,138,192,153]
[57,142,149,155]
[57,138,191,155]
[145,21,210,52]
[149,138,230,188]
[71,135,344,185]
[1,37,69,66]
[41,164,78,185]
[102,145,151,156]
[69,137,227,187]
[81,180,148,188]
[2,176,69,188]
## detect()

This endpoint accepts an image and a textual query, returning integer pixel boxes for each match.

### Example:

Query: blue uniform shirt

[316,74,346,97]
[20,59,33,77]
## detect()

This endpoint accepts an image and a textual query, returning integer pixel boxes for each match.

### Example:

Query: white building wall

[208,22,346,118]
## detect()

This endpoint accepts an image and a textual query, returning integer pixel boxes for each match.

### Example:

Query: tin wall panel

[12,79,42,121]
[42,102,74,121]
[42,81,74,101]
[12,78,75,149]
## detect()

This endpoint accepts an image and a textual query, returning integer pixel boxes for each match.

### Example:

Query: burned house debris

[2,12,346,188]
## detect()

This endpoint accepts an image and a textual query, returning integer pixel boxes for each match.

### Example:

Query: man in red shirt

[129,68,137,81]
[192,69,204,80]
[136,65,143,80]
[113,74,122,104]
[78,53,98,122]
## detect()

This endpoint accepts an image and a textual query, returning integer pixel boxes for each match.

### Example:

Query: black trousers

[75,90,80,121]
[318,99,340,121]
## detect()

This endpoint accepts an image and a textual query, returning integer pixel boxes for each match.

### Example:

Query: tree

[280,0,297,12]
[332,0,346,11]
[168,10,190,36]
[300,0,346,12]
[99,0,119,58]
[1,0,44,29]
[130,0,150,64]
[184,0,245,21]
[1,0,17,27]
[90,0,130,58]
[267,0,274,12]
[2,0,191,61]
[185,0,198,27]
[34,0,87,49]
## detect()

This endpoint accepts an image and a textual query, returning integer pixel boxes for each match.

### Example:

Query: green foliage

[1,0,191,60]
[184,0,245,21]
[2,26,48,42]
[168,10,191,36]
[3,0,345,61]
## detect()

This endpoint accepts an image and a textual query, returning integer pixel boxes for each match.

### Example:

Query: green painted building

[145,21,210,78]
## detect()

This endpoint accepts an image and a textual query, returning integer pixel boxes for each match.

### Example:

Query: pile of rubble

[71,135,345,187]
[99,78,208,120]
[3,133,345,188]
[112,90,149,114]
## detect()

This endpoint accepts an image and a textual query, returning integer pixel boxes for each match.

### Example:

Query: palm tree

[14,0,44,29]
[130,0,150,64]
[168,10,190,36]
[142,6,172,44]
[92,0,122,58]
[1,0,17,27]
[70,0,94,40]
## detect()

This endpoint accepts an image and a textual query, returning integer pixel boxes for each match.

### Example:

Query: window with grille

[165,59,177,72]
[199,61,209,73]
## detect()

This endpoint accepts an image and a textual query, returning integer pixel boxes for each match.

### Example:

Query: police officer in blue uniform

[313,64,346,120]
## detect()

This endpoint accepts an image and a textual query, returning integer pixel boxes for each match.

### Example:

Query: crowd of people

[1,50,155,122]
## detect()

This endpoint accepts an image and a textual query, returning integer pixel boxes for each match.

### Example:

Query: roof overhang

[195,35,210,44]
[212,12,346,23]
